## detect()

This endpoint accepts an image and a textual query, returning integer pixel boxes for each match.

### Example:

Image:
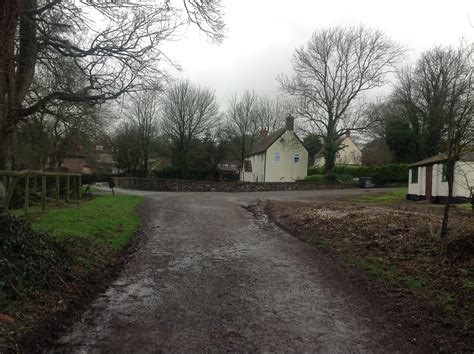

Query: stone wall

[113,177,352,193]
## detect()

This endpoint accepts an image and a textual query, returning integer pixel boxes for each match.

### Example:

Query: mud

[54,190,416,352]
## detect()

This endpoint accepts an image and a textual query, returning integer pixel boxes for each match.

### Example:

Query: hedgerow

[307,164,409,184]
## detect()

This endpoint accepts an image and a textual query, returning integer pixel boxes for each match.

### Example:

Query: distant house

[61,143,119,175]
[314,131,362,167]
[407,150,474,204]
[241,115,308,182]
[61,156,92,174]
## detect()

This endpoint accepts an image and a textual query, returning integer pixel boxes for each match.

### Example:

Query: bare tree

[0,0,225,170]
[112,121,143,176]
[393,49,461,159]
[437,45,474,238]
[255,96,289,133]
[225,90,259,166]
[279,26,405,175]
[161,80,220,177]
[126,91,160,176]
[10,54,108,170]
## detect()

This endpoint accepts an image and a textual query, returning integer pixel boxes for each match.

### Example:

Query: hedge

[307,164,409,184]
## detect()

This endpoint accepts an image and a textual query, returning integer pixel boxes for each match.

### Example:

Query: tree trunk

[440,158,456,239]
[323,131,337,177]
[144,153,149,178]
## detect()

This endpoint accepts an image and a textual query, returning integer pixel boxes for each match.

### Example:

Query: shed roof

[410,148,474,167]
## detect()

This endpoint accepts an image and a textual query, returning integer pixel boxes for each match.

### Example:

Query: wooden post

[3,176,9,210]
[66,175,70,203]
[24,174,30,215]
[4,177,17,211]
[78,175,82,199]
[3,176,10,210]
[41,175,46,212]
[73,176,77,203]
[56,175,60,206]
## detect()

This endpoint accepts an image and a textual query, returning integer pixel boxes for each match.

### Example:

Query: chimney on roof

[345,130,351,138]
[259,128,268,140]
[286,114,294,131]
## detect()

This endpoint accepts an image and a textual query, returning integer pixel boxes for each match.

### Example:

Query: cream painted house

[407,151,474,204]
[314,132,362,167]
[241,115,308,182]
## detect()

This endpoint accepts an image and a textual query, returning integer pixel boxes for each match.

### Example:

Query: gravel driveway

[56,189,414,352]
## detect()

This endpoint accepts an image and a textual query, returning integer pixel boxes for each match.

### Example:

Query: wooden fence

[0,170,82,215]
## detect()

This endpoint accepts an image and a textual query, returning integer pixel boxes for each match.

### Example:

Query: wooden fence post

[56,175,60,206]
[78,175,82,199]
[41,175,46,212]
[66,175,70,203]
[24,174,30,215]
[73,176,77,203]
[4,177,17,211]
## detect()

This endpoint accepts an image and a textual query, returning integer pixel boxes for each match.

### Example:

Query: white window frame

[294,153,300,163]
[274,152,280,163]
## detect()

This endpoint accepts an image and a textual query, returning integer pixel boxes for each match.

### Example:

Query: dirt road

[56,190,414,352]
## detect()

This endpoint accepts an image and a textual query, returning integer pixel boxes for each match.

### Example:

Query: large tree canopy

[280,25,405,174]
[0,0,224,169]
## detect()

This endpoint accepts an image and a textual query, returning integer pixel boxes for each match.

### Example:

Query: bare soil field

[258,200,474,351]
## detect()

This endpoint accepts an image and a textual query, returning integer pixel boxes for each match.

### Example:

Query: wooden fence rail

[0,170,82,215]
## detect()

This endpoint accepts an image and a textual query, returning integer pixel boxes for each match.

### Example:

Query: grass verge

[353,187,407,203]
[0,194,144,351]
[30,195,143,250]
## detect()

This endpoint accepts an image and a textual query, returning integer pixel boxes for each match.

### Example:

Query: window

[442,163,448,182]
[411,167,418,184]
[274,152,280,162]
[294,153,300,163]
[96,145,103,151]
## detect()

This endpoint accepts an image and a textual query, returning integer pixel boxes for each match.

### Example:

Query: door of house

[425,165,433,200]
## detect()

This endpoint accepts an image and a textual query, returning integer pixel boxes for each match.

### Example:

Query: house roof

[335,135,346,145]
[410,148,474,167]
[246,128,286,156]
[314,135,359,159]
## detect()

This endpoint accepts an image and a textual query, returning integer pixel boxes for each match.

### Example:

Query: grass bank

[0,195,144,351]
[31,195,143,250]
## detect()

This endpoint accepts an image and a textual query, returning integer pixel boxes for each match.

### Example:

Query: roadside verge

[250,200,474,352]
[0,195,144,351]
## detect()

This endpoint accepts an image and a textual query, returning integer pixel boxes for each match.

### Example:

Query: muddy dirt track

[55,189,416,352]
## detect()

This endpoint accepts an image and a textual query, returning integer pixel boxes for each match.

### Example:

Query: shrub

[0,212,73,307]
[307,167,324,176]
[306,164,409,184]
[304,174,326,182]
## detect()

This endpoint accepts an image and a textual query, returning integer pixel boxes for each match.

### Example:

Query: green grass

[30,195,144,250]
[458,203,472,211]
[354,187,408,203]
[358,257,427,290]
[1,194,144,351]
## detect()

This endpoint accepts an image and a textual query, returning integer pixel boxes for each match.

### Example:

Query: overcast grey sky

[162,0,474,107]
